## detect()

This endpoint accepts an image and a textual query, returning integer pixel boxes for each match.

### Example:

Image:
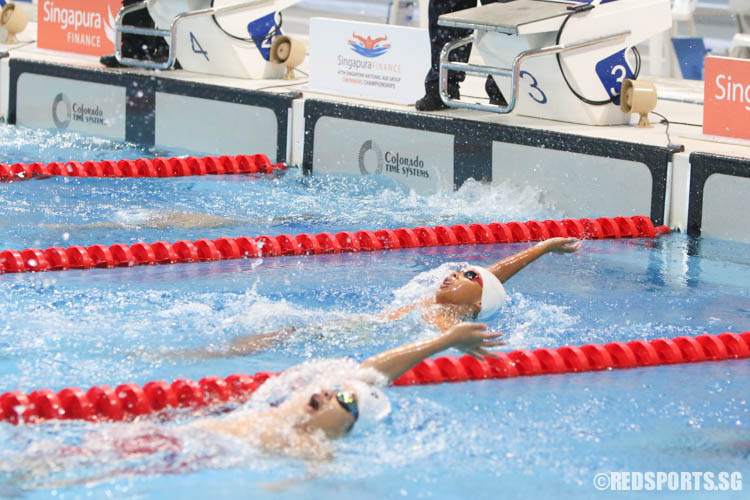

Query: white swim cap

[346,379,391,424]
[467,266,507,320]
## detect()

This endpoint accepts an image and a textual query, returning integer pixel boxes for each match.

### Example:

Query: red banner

[37,0,121,56]
[704,56,750,141]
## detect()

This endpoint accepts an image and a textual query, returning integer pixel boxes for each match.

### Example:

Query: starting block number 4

[190,32,210,61]
[595,49,634,105]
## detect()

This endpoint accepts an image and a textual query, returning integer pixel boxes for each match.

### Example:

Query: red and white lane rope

[0,215,669,274]
[1,331,745,425]
[0,154,286,181]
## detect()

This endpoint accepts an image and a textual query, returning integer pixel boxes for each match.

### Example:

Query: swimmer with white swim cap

[193,322,502,459]
[10,324,503,479]
[216,237,580,356]
[388,237,582,332]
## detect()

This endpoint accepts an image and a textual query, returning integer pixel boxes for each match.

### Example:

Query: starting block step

[437,0,672,126]
[438,0,571,35]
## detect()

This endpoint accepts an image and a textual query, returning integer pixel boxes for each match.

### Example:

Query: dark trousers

[121,0,169,61]
[424,0,502,98]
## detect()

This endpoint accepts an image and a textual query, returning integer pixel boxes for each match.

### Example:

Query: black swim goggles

[462,269,483,285]
[334,387,359,421]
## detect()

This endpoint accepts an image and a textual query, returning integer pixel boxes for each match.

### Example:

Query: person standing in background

[415,0,507,111]
[100,0,171,68]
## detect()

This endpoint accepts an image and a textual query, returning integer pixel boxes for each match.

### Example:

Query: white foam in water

[158,301,215,318]
[390,262,469,310]
[399,178,561,224]
[246,357,390,424]
[331,395,455,480]
[3,155,561,253]
[221,284,345,331]
[285,173,559,229]
[499,292,581,348]
[112,208,158,227]
[223,293,318,330]
[0,125,156,164]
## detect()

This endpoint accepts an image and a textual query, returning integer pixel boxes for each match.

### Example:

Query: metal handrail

[438,30,630,114]
[114,0,271,70]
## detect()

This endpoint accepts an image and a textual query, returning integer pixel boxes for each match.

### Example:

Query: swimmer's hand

[445,322,505,360]
[545,237,581,254]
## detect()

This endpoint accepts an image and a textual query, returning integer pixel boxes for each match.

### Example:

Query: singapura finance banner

[309,17,430,105]
[37,0,121,56]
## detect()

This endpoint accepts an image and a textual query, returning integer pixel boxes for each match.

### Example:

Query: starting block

[438,0,671,125]
[115,0,303,79]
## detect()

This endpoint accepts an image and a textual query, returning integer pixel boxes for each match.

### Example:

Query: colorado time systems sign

[312,117,454,194]
[17,73,127,141]
[52,93,106,129]
[37,0,120,56]
[358,140,430,179]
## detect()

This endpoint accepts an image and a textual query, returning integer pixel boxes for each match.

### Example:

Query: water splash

[0,125,170,165]
[1,168,560,251]
[390,262,468,309]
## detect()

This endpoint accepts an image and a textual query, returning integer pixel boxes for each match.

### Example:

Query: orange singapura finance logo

[703,56,750,141]
[37,0,121,56]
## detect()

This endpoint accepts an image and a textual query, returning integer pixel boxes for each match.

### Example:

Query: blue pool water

[0,126,748,499]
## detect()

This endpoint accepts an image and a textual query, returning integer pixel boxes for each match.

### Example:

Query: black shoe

[99,54,123,68]
[485,75,507,107]
[99,53,179,70]
[415,86,459,111]
[489,91,508,107]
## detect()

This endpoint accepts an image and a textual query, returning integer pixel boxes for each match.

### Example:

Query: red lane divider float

[0,216,670,275]
[0,331,746,425]
[0,372,277,425]
[393,331,750,386]
[0,154,286,182]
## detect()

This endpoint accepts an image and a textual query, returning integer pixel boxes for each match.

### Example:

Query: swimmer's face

[435,269,482,311]
[302,388,358,439]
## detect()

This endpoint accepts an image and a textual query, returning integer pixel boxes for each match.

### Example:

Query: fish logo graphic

[348,33,390,58]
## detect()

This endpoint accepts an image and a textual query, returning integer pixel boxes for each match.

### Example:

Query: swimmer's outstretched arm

[360,322,504,383]
[170,326,297,359]
[488,237,581,283]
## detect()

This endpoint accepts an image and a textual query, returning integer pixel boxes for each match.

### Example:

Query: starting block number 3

[518,49,632,106]
[520,70,548,104]
[595,49,633,105]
